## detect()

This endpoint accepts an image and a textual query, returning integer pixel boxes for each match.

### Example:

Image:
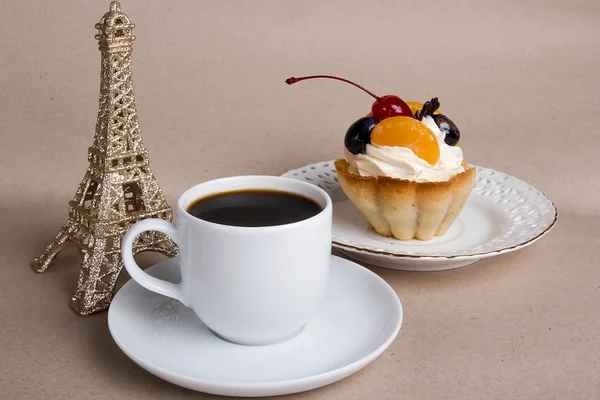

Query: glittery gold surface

[31,1,178,316]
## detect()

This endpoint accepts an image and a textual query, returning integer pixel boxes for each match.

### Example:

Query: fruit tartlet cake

[286,75,475,241]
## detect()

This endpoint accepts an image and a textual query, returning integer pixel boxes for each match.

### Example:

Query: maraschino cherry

[285,75,413,120]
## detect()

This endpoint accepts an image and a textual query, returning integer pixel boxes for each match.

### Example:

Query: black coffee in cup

[187,189,323,227]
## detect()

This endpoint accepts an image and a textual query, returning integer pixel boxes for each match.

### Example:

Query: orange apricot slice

[406,101,442,116]
[371,116,440,165]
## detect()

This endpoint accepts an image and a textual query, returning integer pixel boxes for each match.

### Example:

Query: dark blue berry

[432,114,460,146]
[344,116,380,154]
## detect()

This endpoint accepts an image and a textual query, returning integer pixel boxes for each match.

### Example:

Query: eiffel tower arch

[32,1,178,316]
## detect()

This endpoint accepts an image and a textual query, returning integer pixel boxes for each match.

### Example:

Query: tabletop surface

[1,1,599,399]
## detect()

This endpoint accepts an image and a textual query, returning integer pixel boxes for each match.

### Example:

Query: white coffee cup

[121,176,332,346]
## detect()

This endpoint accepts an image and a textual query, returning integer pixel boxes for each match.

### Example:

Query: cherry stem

[285,75,381,101]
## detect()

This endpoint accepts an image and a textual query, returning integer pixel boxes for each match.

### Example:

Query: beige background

[1,0,599,399]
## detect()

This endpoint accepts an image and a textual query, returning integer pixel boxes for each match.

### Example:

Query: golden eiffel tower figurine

[32,1,178,316]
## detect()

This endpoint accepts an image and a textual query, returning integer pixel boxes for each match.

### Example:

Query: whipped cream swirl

[345,116,465,182]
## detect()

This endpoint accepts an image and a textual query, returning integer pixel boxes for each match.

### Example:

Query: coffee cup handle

[121,219,189,307]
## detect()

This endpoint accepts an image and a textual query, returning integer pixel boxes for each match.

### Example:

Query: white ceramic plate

[283,161,557,271]
[108,256,402,397]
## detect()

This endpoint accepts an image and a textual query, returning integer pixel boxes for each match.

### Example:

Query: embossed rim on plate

[282,161,558,260]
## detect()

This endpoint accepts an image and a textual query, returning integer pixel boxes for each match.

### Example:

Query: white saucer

[283,161,557,271]
[108,256,402,397]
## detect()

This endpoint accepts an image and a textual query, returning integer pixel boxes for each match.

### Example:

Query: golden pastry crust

[334,159,476,240]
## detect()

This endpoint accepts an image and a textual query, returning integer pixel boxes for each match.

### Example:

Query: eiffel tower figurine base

[32,215,178,316]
